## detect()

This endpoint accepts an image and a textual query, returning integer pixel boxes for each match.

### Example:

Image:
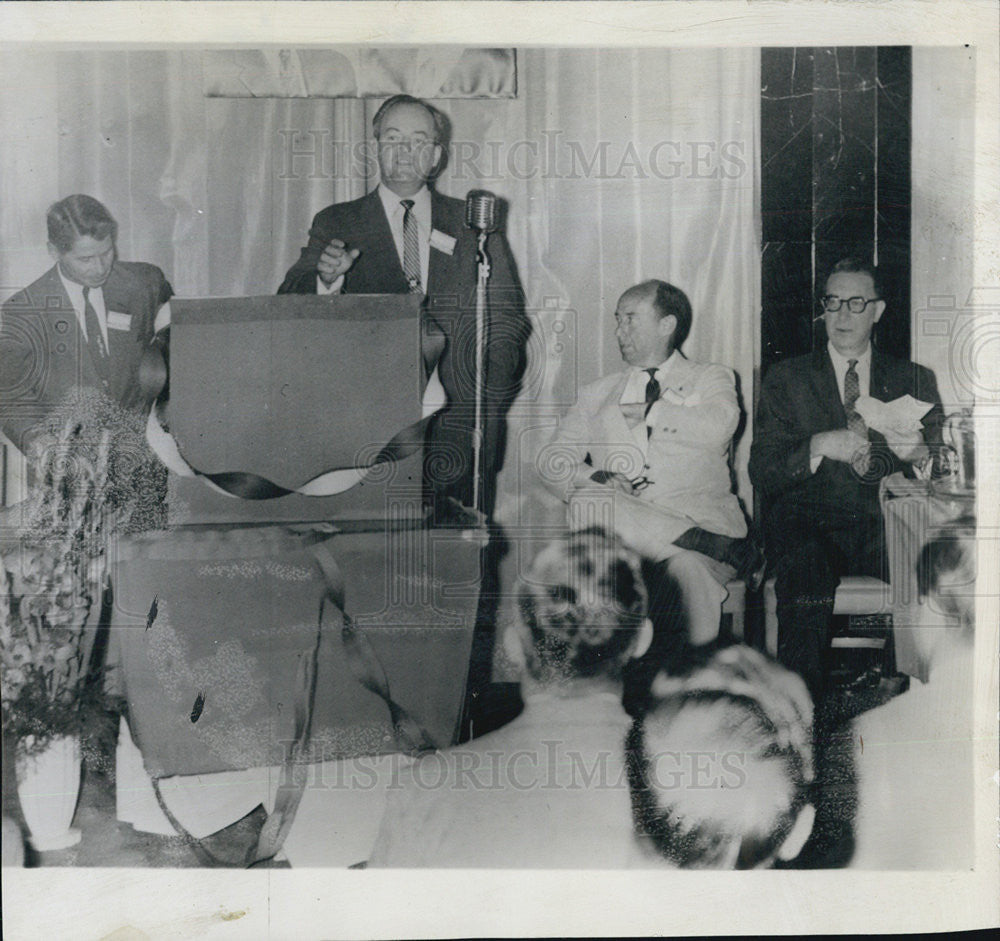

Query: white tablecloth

[115,718,414,867]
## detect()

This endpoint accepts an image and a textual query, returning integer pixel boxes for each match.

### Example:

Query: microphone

[465,190,497,233]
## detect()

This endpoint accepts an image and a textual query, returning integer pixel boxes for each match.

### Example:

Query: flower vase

[15,734,83,851]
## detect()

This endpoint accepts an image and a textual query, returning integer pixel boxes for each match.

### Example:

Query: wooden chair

[762,576,891,657]
[722,578,747,641]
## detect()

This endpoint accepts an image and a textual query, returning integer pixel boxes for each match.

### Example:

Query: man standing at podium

[279,94,527,520]
[0,194,173,460]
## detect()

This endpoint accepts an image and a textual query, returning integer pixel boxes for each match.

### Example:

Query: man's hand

[810,429,870,465]
[317,239,360,286]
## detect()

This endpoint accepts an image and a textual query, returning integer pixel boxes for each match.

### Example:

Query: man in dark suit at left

[278,94,527,520]
[0,194,173,460]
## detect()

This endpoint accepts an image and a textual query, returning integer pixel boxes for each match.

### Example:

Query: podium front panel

[165,293,428,525]
[108,525,481,777]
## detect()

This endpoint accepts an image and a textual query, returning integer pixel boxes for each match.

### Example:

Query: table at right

[880,472,975,684]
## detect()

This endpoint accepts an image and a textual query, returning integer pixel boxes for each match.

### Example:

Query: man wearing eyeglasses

[749,257,942,703]
[278,94,527,521]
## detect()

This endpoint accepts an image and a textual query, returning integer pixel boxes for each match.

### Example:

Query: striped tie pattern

[844,358,870,475]
[401,199,421,294]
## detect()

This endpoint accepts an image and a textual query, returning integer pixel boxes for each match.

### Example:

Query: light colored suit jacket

[547,354,746,557]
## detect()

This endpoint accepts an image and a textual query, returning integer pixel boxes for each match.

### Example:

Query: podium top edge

[171,293,424,325]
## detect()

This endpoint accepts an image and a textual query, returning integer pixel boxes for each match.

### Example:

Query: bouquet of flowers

[1,391,167,753]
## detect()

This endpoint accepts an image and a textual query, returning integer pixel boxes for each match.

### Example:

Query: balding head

[627,645,815,868]
[614,280,693,368]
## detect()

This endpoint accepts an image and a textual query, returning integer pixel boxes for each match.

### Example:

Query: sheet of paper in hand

[164,293,428,524]
[855,394,934,436]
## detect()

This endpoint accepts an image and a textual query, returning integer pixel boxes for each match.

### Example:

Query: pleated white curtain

[1,47,760,522]
[436,48,762,529]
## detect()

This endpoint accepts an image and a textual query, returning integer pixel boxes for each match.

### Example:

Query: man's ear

[427,143,444,178]
[47,242,61,264]
[633,617,654,660]
[657,313,677,343]
[775,803,815,862]
[502,624,528,671]
[872,299,886,324]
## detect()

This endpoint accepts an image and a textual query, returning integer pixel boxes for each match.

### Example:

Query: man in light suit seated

[544,280,760,706]
[627,644,815,869]
[367,528,653,868]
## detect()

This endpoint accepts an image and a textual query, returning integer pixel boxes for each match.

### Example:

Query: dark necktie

[643,369,660,416]
[83,286,110,383]
[844,358,870,474]
[644,368,660,437]
[401,199,421,293]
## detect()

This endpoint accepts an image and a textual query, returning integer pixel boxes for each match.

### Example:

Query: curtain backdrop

[0,47,761,551]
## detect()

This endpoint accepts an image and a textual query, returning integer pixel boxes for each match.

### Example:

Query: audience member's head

[627,644,815,869]
[509,527,652,689]
[916,521,976,633]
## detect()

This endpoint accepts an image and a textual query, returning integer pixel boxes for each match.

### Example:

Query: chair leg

[730,609,744,642]
[764,579,778,657]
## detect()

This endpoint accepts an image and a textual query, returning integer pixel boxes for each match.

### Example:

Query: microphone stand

[472,229,491,516]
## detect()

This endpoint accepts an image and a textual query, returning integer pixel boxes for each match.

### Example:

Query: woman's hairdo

[517,527,647,681]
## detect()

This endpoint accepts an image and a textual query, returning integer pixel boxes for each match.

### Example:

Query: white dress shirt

[826,340,872,403]
[809,342,873,473]
[317,184,432,295]
[618,351,681,456]
[58,267,109,351]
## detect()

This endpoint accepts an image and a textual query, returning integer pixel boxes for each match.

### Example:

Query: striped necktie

[844,358,870,474]
[401,199,421,293]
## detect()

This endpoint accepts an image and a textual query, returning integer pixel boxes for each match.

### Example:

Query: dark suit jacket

[749,346,942,525]
[278,188,527,511]
[0,262,172,453]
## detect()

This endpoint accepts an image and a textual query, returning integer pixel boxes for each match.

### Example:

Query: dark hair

[915,523,976,628]
[517,527,647,683]
[371,94,447,144]
[827,257,883,299]
[626,645,813,869]
[632,280,693,351]
[46,195,117,254]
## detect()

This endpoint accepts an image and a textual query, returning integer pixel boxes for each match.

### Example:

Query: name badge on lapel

[430,229,456,255]
[107,311,133,332]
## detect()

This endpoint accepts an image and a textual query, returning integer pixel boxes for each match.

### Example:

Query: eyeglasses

[378,134,437,153]
[821,295,880,314]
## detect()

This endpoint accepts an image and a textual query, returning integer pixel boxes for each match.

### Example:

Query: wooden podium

[108,293,483,778]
